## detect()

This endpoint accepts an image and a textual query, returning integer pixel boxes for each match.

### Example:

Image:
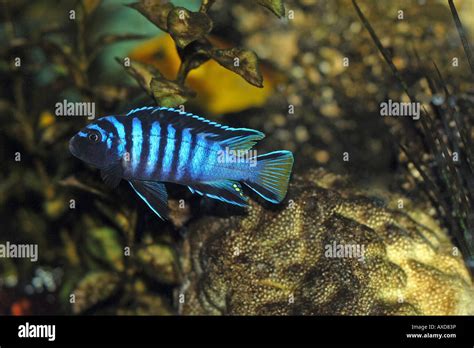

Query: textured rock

[179,169,474,315]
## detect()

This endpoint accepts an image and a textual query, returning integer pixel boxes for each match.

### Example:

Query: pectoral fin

[129,180,168,220]
[100,162,123,188]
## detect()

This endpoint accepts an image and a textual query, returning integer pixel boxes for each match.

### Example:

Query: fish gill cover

[0,0,473,317]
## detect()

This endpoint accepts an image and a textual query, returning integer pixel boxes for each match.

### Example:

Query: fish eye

[88,131,101,143]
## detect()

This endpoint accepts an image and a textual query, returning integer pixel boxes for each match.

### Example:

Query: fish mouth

[69,135,102,168]
[68,136,80,158]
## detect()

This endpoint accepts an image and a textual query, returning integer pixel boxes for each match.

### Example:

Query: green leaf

[167,7,212,48]
[256,0,285,18]
[85,227,124,272]
[209,47,263,87]
[72,272,120,314]
[150,76,195,107]
[128,0,174,31]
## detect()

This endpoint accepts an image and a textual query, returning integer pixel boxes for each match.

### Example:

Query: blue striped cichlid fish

[69,106,294,219]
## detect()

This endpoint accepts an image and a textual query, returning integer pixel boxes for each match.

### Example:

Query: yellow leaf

[129,34,277,115]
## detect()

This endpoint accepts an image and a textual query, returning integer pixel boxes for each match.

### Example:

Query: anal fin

[129,180,168,220]
[188,180,248,207]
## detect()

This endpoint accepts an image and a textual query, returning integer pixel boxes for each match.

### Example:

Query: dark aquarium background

[1,0,473,315]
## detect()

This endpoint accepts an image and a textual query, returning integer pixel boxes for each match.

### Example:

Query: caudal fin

[244,150,294,203]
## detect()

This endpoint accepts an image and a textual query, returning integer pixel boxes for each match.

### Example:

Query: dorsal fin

[125,106,265,147]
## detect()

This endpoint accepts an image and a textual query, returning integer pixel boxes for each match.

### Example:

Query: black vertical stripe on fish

[153,120,167,179]
[124,117,133,164]
[137,117,151,177]
[130,116,144,176]
[170,126,182,179]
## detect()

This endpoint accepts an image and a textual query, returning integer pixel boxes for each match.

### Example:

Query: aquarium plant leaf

[199,0,216,13]
[72,272,121,314]
[352,0,410,95]
[115,57,160,96]
[85,227,124,272]
[58,176,107,198]
[354,0,474,268]
[448,0,473,73]
[176,39,213,76]
[128,0,174,31]
[209,47,263,87]
[150,76,195,107]
[256,0,285,18]
[167,7,213,48]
